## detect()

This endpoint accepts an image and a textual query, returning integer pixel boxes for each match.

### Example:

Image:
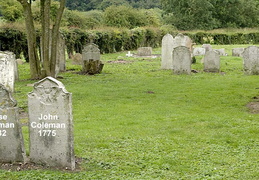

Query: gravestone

[193,47,206,56]
[82,43,103,74]
[232,48,245,57]
[243,46,259,75]
[72,53,83,65]
[0,84,25,163]
[203,50,220,72]
[173,33,193,52]
[161,34,174,69]
[172,46,191,75]
[137,47,152,56]
[28,77,75,170]
[215,48,227,56]
[202,44,212,52]
[0,51,16,92]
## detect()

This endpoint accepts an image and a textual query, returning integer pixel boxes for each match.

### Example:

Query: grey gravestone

[232,48,245,57]
[193,47,206,56]
[215,48,227,56]
[204,50,220,72]
[0,51,16,92]
[0,84,25,163]
[72,53,83,65]
[202,44,212,52]
[137,47,152,56]
[82,43,100,61]
[161,34,174,69]
[28,77,75,170]
[243,46,259,75]
[174,34,193,52]
[172,46,191,75]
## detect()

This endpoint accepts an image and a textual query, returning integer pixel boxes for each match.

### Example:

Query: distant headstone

[202,44,212,52]
[193,47,206,56]
[82,43,103,74]
[0,51,16,92]
[172,46,191,75]
[28,77,75,170]
[243,46,259,75]
[137,47,152,56]
[161,34,174,69]
[0,84,25,163]
[72,53,83,65]
[215,48,227,56]
[203,50,220,72]
[173,33,193,52]
[232,48,245,57]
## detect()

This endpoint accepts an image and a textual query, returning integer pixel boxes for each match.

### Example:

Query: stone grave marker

[0,51,16,92]
[82,43,103,74]
[193,47,206,56]
[28,76,75,170]
[232,48,245,57]
[72,53,83,65]
[0,84,25,163]
[172,46,191,75]
[243,46,259,75]
[215,48,227,56]
[202,44,212,52]
[137,47,152,56]
[203,50,220,72]
[161,34,174,69]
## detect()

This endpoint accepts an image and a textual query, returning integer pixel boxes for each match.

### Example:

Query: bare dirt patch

[246,96,259,114]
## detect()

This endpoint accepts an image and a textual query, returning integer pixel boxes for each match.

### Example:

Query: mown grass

[1,45,259,179]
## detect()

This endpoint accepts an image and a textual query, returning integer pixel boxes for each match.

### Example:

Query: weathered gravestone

[243,46,259,75]
[161,34,174,69]
[232,48,245,57]
[172,46,191,75]
[0,84,26,163]
[72,53,83,65]
[173,33,193,52]
[0,51,16,92]
[82,43,104,74]
[202,44,212,52]
[215,48,227,56]
[204,50,220,72]
[193,47,206,56]
[28,77,75,170]
[137,47,152,56]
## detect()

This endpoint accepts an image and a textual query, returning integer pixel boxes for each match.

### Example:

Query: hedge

[1,26,259,61]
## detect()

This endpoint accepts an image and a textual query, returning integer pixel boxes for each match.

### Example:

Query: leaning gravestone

[161,34,174,69]
[172,46,191,75]
[0,51,16,92]
[204,50,220,72]
[0,84,26,163]
[28,77,75,170]
[82,43,103,74]
[137,47,152,56]
[243,46,259,75]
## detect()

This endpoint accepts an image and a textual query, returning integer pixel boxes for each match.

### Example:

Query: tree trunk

[18,0,41,79]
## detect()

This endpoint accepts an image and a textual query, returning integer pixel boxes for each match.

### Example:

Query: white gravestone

[243,46,259,75]
[232,48,245,57]
[172,46,192,75]
[0,51,16,92]
[28,77,75,170]
[204,50,220,72]
[193,47,206,56]
[0,84,25,163]
[161,34,174,69]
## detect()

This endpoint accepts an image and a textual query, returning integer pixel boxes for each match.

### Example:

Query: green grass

[1,45,259,179]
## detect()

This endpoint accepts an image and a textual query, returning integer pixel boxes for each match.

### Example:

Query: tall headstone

[161,34,174,69]
[0,84,25,163]
[28,77,75,170]
[82,43,103,74]
[137,47,152,56]
[172,46,191,75]
[203,50,220,72]
[58,34,66,72]
[243,46,259,75]
[0,51,16,92]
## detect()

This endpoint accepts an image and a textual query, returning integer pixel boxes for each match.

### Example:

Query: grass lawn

[1,45,259,179]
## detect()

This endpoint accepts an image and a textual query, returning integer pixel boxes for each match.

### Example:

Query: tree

[16,0,66,79]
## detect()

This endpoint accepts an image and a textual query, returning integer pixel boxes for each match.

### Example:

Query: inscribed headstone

[82,43,100,61]
[243,46,259,75]
[172,46,191,74]
[28,76,75,170]
[0,84,25,163]
[137,47,152,56]
[0,51,16,92]
[161,34,174,69]
[203,50,220,72]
